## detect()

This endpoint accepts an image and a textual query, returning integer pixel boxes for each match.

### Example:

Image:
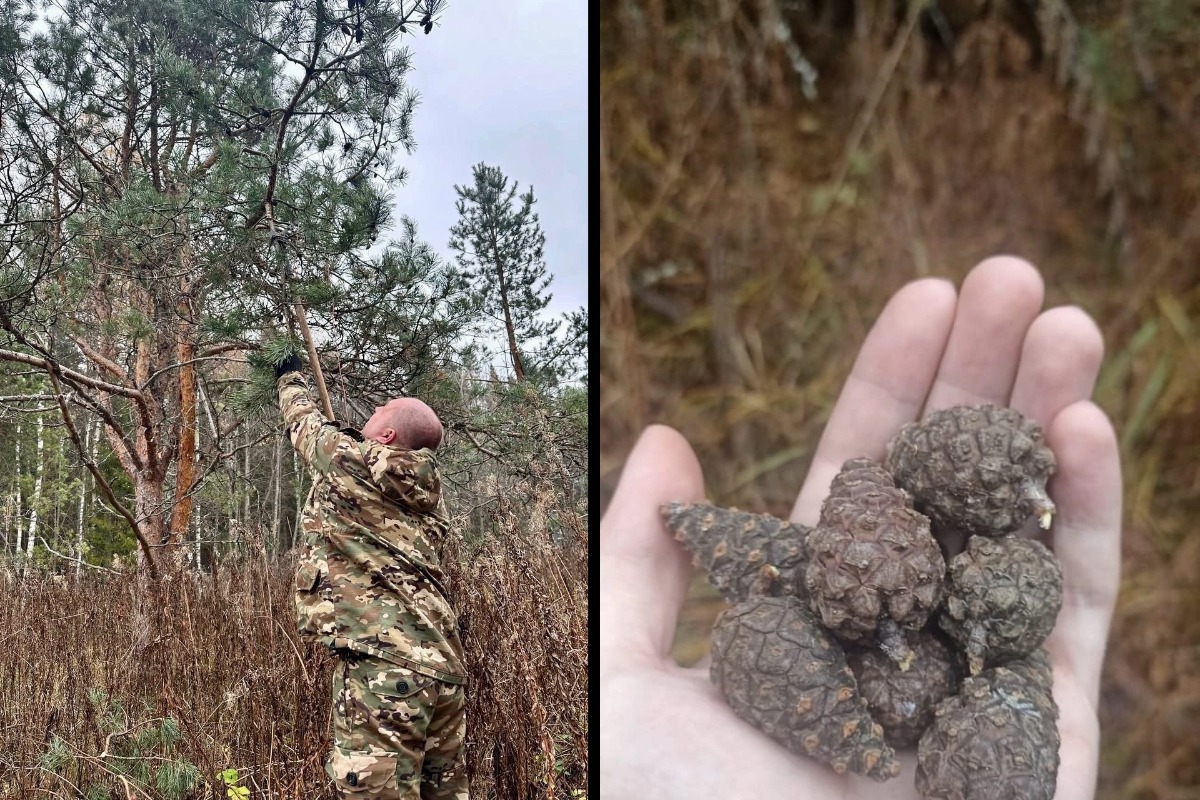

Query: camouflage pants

[326,651,469,800]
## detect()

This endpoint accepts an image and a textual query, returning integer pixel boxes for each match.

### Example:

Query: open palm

[600,258,1121,800]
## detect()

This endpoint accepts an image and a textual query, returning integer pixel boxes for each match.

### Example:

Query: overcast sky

[384,1,588,321]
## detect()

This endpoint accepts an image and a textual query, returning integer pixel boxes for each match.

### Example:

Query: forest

[601,1,1200,798]
[0,0,588,797]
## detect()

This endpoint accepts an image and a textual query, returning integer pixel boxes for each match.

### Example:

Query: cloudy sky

[383,1,589,321]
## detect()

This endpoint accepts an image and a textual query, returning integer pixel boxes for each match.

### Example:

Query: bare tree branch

[39,537,124,575]
[46,360,159,579]
[68,332,131,384]
[0,347,144,400]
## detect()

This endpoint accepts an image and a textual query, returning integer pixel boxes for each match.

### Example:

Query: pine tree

[0,0,456,576]
[449,163,581,385]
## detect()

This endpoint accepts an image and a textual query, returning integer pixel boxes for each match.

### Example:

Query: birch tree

[23,413,43,558]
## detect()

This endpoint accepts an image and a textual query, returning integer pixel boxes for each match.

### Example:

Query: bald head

[362,397,443,451]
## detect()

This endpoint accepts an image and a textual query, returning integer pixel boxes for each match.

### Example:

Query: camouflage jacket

[278,372,466,685]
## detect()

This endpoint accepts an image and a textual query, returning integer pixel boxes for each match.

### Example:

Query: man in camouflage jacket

[275,354,468,799]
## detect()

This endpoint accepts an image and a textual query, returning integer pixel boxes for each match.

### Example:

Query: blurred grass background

[598,1,1200,797]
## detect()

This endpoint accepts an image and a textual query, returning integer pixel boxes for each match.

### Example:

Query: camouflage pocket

[351,660,436,701]
[295,562,321,593]
[325,745,397,796]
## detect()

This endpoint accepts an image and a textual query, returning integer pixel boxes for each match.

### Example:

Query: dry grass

[600,2,1200,797]
[443,487,588,800]
[0,555,333,799]
[0,524,587,799]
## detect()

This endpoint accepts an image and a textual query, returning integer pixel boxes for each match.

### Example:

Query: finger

[789,278,957,526]
[1006,305,1106,547]
[1042,401,1122,708]
[924,256,1045,412]
[1009,305,1106,427]
[600,425,705,674]
[1051,677,1101,800]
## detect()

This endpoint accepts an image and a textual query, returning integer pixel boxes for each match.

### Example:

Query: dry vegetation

[442,486,589,800]
[0,556,332,799]
[0,515,586,799]
[600,1,1200,797]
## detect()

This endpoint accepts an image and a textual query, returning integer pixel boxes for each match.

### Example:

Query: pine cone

[711,595,901,781]
[938,535,1062,674]
[885,405,1056,538]
[804,458,944,666]
[848,628,960,748]
[661,503,810,603]
[1003,645,1054,689]
[916,655,1059,800]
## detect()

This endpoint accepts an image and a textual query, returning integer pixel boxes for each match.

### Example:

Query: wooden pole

[293,302,335,420]
[264,199,336,421]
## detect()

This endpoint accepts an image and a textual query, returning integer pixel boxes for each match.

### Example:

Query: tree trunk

[25,414,45,558]
[134,475,166,573]
[54,434,64,555]
[496,277,526,381]
[194,510,202,569]
[75,415,95,576]
[197,380,238,543]
[270,429,283,552]
[98,411,160,578]
[167,327,198,561]
[242,427,251,531]
[1,494,8,556]
[13,419,22,555]
[487,225,527,382]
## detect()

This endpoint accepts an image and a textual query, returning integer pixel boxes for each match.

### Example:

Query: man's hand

[274,351,305,380]
[599,257,1121,800]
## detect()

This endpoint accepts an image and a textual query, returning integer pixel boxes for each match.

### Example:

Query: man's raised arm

[275,354,343,475]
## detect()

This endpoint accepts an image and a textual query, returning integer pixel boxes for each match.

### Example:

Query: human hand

[599,257,1121,800]
[273,350,305,380]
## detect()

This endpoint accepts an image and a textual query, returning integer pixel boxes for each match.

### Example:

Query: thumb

[600,425,705,677]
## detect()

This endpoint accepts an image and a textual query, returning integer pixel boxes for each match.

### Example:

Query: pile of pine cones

[663,405,1063,800]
